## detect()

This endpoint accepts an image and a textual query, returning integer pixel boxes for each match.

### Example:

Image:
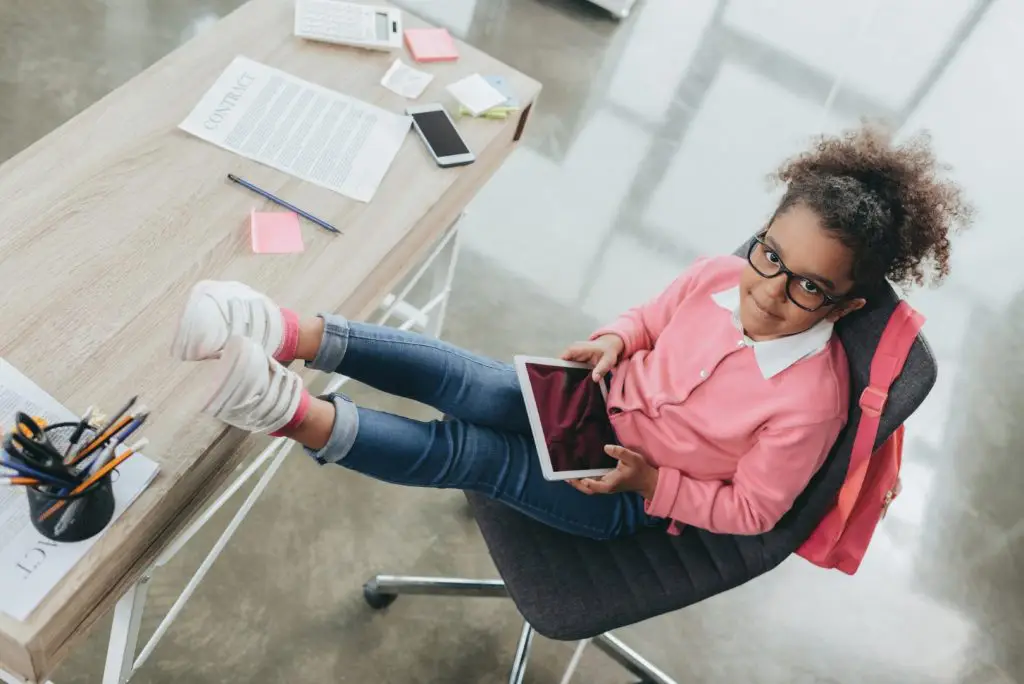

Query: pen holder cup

[25,423,116,543]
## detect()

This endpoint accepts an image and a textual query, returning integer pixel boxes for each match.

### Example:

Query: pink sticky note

[250,210,304,254]
[404,28,459,63]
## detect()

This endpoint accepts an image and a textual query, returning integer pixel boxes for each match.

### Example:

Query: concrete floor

[1,0,1022,682]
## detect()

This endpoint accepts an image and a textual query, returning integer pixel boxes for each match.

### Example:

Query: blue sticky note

[484,75,518,108]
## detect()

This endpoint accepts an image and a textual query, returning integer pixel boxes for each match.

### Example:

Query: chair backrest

[728,238,937,567]
[464,244,939,641]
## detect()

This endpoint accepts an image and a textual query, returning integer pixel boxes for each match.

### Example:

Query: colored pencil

[68,414,132,466]
[38,439,148,522]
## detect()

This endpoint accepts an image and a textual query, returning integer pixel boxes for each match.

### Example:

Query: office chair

[362,240,937,683]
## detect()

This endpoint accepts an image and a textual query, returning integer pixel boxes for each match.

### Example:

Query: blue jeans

[304,315,659,540]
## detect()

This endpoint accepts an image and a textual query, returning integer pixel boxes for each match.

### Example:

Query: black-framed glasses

[747,234,847,312]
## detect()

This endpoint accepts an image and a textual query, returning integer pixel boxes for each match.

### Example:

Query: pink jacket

[593,256,849,535]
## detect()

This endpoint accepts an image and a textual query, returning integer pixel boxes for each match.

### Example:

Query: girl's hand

[567,445,659,500]
[562,334,625,382]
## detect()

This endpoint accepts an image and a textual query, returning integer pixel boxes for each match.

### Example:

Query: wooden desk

[0,0,539,680]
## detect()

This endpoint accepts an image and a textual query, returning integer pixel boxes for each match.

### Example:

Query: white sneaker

[203,336,309,434]
[172,280,298,361]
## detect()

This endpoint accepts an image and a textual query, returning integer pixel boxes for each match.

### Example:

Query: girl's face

[738,204,866,341]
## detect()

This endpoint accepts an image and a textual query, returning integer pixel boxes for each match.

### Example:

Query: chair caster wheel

[363,581,398,610]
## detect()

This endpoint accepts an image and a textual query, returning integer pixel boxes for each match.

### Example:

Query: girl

[173,124,970,540]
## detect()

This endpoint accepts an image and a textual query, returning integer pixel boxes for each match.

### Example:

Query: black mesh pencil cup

[25,422,116,542]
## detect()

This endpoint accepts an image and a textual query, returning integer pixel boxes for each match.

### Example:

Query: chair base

[363,574,678,684]
[592,633,675,684]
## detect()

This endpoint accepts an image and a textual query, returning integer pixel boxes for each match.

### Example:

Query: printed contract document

[0,360,159,621]
[180,56,412,202]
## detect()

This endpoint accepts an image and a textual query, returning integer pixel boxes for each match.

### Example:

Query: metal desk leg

[0,670,53,684]
[83,214,467,683]
[376,214,462,337]
[131,440,291,674]
[327,215,462,396]
[101,577,150,684]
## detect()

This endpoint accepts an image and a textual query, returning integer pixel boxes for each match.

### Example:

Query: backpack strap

[836,301,925,522]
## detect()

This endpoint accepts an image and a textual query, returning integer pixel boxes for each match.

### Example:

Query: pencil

[227,174,341,235]
[1,459,78,487]
[112,409,148,446]
[38,439,148,522]
[97,396,137,436]
[0,477,40,486]
[69,396,137,465]
[68,414,133,465]
[83,410,148,476]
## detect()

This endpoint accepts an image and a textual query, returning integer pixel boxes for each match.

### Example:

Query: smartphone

[406,104,476,168]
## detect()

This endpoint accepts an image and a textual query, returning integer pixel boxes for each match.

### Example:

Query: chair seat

[466,245,936,641]
[466,492,788,640]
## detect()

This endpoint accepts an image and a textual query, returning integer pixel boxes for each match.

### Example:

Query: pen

[38,439,148,522]
[68,413,133,466]
[64,406,94,459]
[83,409,146,476]
[227,174,341,235]
[110,409,148,448]
[97,396,137,436]
[1,459,77,488]
[82,441,117,478]
[69,397,140,466]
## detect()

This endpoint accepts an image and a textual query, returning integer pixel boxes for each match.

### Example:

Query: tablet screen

[524,363,618,473]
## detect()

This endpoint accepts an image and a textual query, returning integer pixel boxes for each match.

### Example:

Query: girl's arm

[590,258,710,357]
[645,417,844,535]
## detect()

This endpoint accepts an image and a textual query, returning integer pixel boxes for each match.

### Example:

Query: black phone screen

[412,109,470,158]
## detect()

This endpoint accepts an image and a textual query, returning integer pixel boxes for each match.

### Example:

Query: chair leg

[559,638,591,684]
[508,621,535,684]
[593,632,677,684]
[363,574,508,608]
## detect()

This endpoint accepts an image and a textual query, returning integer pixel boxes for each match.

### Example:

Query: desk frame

[0,216,462,684]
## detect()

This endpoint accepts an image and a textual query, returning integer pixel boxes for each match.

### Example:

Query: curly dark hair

[771,123,973,292]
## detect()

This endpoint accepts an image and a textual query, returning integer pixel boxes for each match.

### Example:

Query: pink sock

[275,308,300,362]
[270,389,311,437]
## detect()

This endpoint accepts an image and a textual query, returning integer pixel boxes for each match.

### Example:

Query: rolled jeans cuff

[308,313,350,372]
[305,394,359,465]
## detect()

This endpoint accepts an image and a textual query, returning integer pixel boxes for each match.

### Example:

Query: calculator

[294,0,403,51]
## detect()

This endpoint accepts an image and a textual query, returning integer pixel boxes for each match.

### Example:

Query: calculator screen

[375,12,389,40]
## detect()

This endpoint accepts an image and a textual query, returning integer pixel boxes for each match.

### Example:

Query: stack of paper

[448,74,520,120]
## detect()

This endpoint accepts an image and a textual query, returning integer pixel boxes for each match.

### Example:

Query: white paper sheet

[180,56,412,203]
[380,59,434,99]
[446,73,507,116]
[0,359,159,621]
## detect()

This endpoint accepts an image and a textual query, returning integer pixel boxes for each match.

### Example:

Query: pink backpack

[797,301,924,575]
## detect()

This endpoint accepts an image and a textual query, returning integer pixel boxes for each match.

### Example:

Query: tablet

[514,356,618,481]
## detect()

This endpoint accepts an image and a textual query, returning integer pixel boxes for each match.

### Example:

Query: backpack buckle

[859,387,888,417]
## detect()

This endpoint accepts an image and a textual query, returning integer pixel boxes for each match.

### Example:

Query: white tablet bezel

[514,355,616,482]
